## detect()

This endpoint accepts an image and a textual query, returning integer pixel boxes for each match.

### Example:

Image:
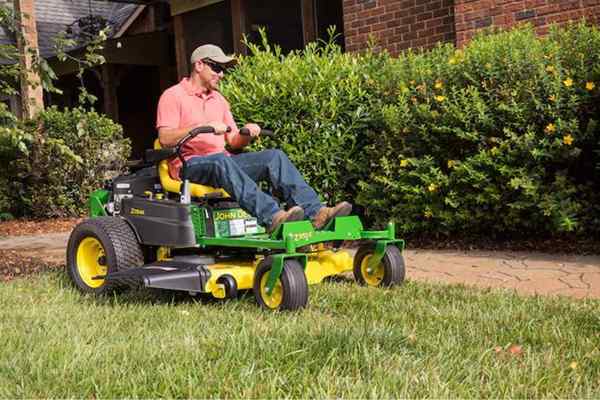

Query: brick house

[343,0,600,55]
[168,0,600,79]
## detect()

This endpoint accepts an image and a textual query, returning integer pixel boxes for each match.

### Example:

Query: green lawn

[1,272,598,398]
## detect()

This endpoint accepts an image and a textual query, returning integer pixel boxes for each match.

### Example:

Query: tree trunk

[14,0,44,119]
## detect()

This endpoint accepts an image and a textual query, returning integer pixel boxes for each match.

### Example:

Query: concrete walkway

[0,232,68,264]
[1,232,599,299]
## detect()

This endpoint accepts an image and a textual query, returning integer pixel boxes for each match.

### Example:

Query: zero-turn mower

[66,127,406,311]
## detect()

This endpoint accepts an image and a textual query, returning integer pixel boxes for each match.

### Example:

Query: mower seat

[154,139,230,198]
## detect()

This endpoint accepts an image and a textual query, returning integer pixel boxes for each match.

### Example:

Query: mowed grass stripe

[0,272,598,398]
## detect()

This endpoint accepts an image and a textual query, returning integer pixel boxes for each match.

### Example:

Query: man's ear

[192,61,202,73]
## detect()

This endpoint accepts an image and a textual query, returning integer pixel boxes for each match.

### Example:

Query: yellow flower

[485,63,492,69]
[569,361,578,370]
[563,134,574,145]
[548,95,556,102]
[545,123,556,134]
[448,57,457,65]
[435,95,446,102]
[434,80,443,89]
[428,183,438,192]
[424,210,433,218]
[563,78,573,87]
[586,81,595,91]
[447,160,457,168]
[545,65,555,73]
[400,159,409,167]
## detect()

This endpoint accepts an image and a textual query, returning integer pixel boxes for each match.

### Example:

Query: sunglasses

[202,59,226,74]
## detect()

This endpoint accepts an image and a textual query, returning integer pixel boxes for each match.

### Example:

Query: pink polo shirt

[156,78,248,179]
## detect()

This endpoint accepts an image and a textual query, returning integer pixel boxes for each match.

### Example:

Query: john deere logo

[130,208,145,216]
[214,209,248,221]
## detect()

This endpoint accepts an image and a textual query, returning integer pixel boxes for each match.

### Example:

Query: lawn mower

[66,126,406,311]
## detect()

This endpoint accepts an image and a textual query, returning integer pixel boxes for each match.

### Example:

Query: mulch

[407,234,600,255]
[0,218,80,282]
[0,249,63,282]
[0,217,83,238]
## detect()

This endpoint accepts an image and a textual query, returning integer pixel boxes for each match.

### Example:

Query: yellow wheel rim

[360,254,384,286]
[76,237,107,288]
[259,272,283,309]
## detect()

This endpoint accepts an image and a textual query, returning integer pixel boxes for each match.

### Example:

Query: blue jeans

[184,150,322,226]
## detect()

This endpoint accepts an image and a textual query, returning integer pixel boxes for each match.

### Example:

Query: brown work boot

[267,206,305,233]
[312,201,352,230]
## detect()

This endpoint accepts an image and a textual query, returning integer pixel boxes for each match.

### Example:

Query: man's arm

[158,126,195,148]
[224,104,259,150]
[158,122,229,148]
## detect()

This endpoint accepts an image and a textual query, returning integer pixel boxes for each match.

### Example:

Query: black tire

[66,217,144,294]
[353,244,405,287]
[253,257,308,311]
[217,275,238,299]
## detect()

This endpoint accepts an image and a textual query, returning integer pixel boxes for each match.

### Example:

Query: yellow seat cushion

[154,139,230,198]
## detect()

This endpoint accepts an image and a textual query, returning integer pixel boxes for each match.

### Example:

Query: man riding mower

[65,45,406,311]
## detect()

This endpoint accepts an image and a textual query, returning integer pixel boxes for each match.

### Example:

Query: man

[156,44,351,233]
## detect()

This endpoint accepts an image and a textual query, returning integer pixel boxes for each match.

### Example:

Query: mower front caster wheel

[217,275,238,299]
[253,257,308,311]
[353,244,405,287]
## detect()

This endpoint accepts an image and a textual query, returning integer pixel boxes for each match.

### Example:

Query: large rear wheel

[67,217,143,294]
[253,257,308,311]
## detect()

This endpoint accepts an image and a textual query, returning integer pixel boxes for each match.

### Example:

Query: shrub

[360,24,600,236]
[1,107,130,218]
[221,32,385,205]
[222,24,600,238]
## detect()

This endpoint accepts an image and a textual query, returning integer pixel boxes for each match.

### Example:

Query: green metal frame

[89,189,109,217]
[194,216,395,251]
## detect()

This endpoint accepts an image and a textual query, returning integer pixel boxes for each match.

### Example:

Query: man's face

[196,60,224,90]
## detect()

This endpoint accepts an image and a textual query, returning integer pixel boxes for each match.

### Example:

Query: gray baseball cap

[190,44,236,65]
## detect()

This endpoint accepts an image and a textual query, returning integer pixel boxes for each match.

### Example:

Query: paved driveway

[1,233,599,298]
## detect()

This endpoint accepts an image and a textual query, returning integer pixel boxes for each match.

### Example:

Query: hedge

[0,107,130,219]
[221,24,600,237]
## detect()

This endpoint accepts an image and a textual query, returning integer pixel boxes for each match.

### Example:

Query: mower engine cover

[111,167,162,214]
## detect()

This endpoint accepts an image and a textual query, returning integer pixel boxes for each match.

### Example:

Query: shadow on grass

[52,270,258,308]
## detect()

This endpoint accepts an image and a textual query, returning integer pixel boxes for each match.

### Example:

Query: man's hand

[243,123,261,138]
[207,121,229,135]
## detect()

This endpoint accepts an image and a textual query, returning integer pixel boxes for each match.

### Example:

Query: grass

[0,272,599,398]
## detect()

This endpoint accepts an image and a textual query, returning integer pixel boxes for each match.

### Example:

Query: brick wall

[455,0,600,47]
[343,0,456,55]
